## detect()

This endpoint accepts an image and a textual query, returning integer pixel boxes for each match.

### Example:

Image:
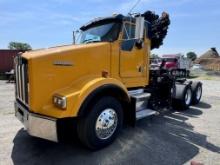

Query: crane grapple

[142,11,171,49]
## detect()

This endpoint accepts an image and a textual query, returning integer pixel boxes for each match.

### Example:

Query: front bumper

[15,101,58,142]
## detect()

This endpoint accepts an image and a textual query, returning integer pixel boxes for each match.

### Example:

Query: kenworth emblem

[53,61,73,66]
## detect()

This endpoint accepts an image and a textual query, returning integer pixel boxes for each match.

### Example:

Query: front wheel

[77,96,123,150]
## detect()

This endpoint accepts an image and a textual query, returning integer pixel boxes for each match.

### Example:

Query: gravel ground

[0,80,220,165]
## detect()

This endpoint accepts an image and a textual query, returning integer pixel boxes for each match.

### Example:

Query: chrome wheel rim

[196,86,202,100]
[95,108,118,140]
[185,89,192,105]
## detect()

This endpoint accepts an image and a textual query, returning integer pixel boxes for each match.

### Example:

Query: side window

[122,23,135,40]
[121,23,136,51]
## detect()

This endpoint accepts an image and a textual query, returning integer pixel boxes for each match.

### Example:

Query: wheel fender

[72,78,129,117]
[173,83,190,100]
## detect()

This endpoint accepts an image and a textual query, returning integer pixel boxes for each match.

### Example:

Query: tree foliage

[186,52,197,61]
[8,42,32,51]
[151,54,159,58]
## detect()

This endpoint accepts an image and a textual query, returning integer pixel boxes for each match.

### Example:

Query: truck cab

[77,14,151,87]
[14,13,202,150]
[162,54,191,76]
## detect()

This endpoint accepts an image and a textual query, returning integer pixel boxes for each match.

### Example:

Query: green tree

[151,54,159,58]
[186,52,197,61]
[8,42,32,51]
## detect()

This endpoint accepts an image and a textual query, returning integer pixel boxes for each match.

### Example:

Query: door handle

[137,65,144,72]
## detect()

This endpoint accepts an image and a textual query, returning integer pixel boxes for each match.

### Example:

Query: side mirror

[135,16,145,40]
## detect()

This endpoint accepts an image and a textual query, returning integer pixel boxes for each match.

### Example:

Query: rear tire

[77,96,123,150]
[191,82,202,105]
[173,84,192,110]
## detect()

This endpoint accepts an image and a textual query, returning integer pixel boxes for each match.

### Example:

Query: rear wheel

[77,96,123,150]
[191,82,202,105]
[185,88,192,106]
[173,84,192,110]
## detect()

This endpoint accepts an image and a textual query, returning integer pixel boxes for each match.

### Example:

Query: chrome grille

[15,55,29,105]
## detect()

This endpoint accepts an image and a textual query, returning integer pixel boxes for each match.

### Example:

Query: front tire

[77,96,123,150]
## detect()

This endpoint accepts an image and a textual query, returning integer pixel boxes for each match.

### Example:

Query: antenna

[128,0,141,15]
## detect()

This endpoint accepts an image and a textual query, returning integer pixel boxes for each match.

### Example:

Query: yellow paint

[21,23,151,118]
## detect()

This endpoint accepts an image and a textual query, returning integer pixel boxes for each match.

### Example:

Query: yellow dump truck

[14,12,202,149]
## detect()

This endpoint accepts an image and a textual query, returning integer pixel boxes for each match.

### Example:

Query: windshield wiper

[82,39,100,44]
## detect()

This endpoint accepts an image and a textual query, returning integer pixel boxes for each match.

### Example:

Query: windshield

[163,58,177,62]
[78,23,121,44]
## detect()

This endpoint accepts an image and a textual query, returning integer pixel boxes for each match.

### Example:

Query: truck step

[136,109,158,120]
[129,90,151,111]
[128,89,151,101]
[131,92,151,101]
[128,89,144,96]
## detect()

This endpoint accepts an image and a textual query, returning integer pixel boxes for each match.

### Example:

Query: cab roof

[80,14,136,31]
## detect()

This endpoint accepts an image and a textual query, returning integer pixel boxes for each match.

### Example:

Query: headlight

[53,94,67,109]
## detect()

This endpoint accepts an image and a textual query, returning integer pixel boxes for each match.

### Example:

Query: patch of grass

[195,75,220,81]
[202,76,213,80]
[189,69,220,81]
[188,75,199,79]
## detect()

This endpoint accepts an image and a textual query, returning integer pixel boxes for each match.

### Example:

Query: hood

[23,42,111,115]
[22,43,108,59]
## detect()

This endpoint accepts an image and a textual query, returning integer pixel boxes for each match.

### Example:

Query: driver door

[119,22,146,78]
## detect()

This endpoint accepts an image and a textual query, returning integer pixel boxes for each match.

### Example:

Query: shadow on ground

[11,102,219,165]
[194,101,212,109]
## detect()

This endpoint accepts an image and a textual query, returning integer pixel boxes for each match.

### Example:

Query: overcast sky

[0,0,219,56]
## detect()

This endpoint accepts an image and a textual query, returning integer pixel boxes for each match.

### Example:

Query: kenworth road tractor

[14,11,202,149]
